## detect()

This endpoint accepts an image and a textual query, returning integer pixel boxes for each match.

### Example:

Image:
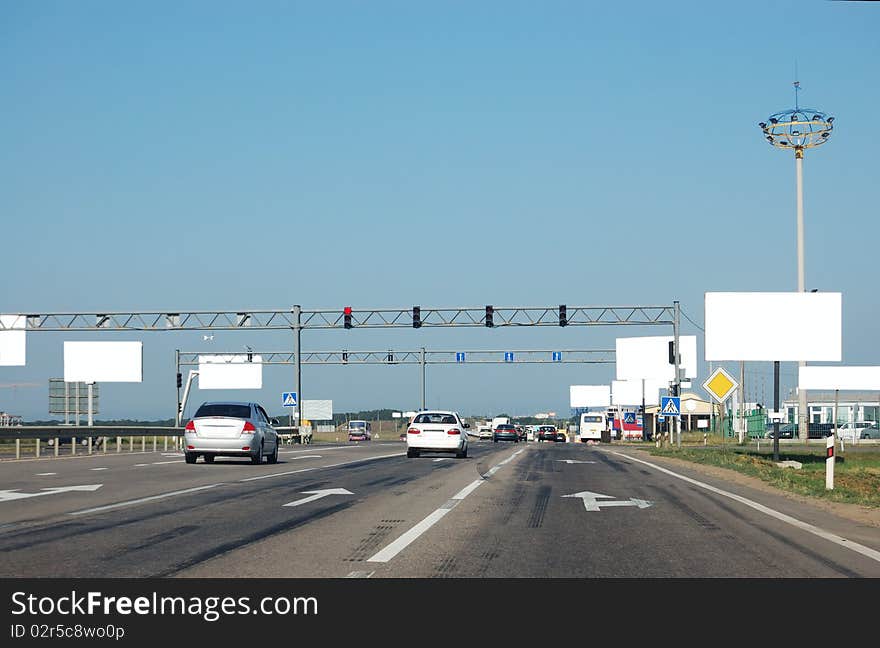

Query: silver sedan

[184,401,280,465]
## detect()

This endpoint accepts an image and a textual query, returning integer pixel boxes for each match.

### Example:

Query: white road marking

[35,473,57,476]
[562,490,653,511]
[433,458,449,462]
[345,571,375,578]
[89,468,108,471]
[151,460,184,465]
[368,509,450,563]
[368,448,524,564]
[608,450,880,565]
[282,488,353,508]
[452,479,484,500]
[134,464,151,467]
[286,455,322,460]
[69,483,226,516]
[0,484,103,503]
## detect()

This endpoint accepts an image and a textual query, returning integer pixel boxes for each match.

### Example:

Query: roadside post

[825,435,835,490]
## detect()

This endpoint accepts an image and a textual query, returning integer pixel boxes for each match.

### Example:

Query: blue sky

[2,1,878,420]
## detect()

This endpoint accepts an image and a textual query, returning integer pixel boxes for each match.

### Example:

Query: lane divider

[607,449,880,565]
[367,447,526,564]
[70,483,226,517]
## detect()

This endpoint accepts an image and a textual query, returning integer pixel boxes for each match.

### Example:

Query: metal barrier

[0,427,184,459]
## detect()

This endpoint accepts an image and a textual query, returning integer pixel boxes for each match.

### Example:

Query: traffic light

[485,305,494,327]
[342,350,348,363]
[344,306,352,329]
[176,372,182,389]
[413,306,421,329]
[668,340,675,364]
[559,304,567,327]
[387,350,395,364]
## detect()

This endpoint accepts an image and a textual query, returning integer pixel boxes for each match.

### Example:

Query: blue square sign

[660,396,681,418]
[282,392,298,407]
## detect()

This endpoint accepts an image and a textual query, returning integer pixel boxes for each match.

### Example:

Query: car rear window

[583,416,603,423]
[414,413,457,424]
[194,404,251,419]
[349,421,366,428]
[496,424,514,429]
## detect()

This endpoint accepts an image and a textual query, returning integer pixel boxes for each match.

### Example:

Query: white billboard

[198,354,263,389]
[616,335,697,381]
[798,366,880,391]
[0,315,26,366]
[302,399,333,420]
[64,341,143,382]
[705,292,842,362]
[612,379,664,406]
[570,385,610,408]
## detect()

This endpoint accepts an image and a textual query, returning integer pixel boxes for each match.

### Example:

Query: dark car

[493,423,519,443]
[764,423,795,439]
[514,424,526,441]
[537,425,558,442]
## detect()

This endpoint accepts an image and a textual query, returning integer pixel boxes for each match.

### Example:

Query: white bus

[579,413,605,442]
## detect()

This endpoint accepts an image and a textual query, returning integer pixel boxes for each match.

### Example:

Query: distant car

[514,424,526,441]
[555,431,567,443]
[184,401,279,465]
[537,425,558,442]
[348,420,372,442]
[764,423,795,439]
[859,425,880,440]
[406,410,469,458]
[836,421,877,441]
[478,425,493,440]
[493,423,519,443]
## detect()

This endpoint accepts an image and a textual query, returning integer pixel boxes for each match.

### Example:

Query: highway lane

[0,440,505,577]
[1,440,879,577]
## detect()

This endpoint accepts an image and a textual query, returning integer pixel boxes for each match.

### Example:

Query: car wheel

[203,454,215,464]
[406,448,419,458]
[493,438,498,443]
[456,446,468,459]
[251,442,263,465]
[185,452,197,464]
[267,441,279,464]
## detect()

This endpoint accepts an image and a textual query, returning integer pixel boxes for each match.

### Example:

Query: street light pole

[760,82,834,443]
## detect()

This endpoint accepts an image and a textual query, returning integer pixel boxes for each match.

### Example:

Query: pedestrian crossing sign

[282,391,298,407]
[660,396,681,417]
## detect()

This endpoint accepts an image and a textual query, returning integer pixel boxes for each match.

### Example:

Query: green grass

[647,444,880,507]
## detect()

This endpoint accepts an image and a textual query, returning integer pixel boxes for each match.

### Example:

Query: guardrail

[0,427,184,460]
[0,425,314,459]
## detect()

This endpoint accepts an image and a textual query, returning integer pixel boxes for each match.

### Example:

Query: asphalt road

[1,439,879,577]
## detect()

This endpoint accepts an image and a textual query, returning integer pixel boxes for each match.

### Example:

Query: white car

[406,410,469,458]
[837,422,879,441]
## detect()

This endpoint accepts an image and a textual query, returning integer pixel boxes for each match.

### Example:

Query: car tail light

[242,421,256,433]
[407,428,420,434]
[185,421,195,432]
[447,428,460,435]
[242,446,250,451]
[186,445,195,450]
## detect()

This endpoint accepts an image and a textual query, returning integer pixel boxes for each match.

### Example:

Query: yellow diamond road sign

[702,367,738,403]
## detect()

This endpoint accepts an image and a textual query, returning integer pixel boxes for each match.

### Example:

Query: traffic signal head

[344,306,353,329]
[413,306,421,329]
[485,305,494,327]
[342,350,348,363]
[176,372,182,389]
[559,304,567,327]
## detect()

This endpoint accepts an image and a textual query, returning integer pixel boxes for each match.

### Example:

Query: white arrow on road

[0,484,103,503]
[555,460,596,464]
[562,490,652,512]
[282,488,353,508]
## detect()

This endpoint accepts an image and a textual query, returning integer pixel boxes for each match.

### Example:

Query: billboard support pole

[773,361,780,462]
[673,301,681,448]
[87,383,93,427]
[293,305,302,435]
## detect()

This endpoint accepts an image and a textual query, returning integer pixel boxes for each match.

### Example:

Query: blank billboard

[705,292,841,362]
[198,355,263,389]
[0,315,26,366]
[64,341,143,382]
[302,400,333,420]
[612,379,664,406]
[616,335,697,381]
[799,366,880,391]
[570,385,610,408]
